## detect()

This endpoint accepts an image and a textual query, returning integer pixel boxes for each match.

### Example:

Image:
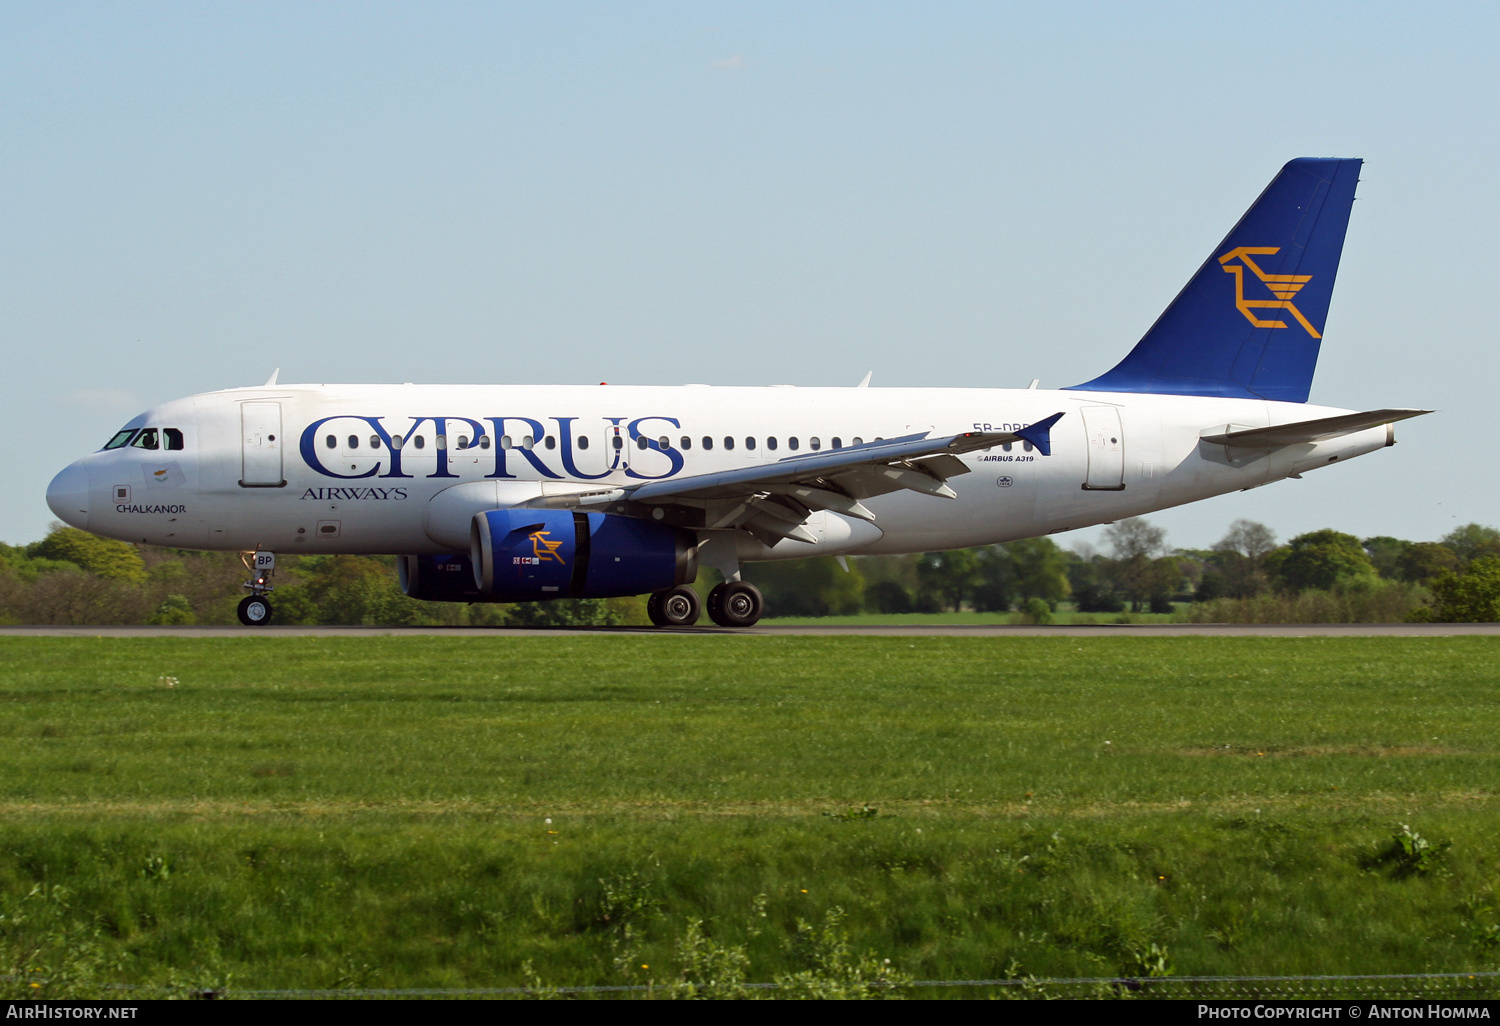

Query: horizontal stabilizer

[1201,409,1431,449]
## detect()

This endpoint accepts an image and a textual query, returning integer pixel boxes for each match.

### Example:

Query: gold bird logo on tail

[1218,246,1321,338]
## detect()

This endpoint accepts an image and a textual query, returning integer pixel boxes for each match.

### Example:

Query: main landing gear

[645,581,765,628]
[646,585,701,627]
[237,550,277,627]
[707,581,764,628]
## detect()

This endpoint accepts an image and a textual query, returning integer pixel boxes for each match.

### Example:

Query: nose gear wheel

[237,595,273,626]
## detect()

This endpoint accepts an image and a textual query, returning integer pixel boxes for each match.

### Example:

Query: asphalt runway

[2,623,1498,638]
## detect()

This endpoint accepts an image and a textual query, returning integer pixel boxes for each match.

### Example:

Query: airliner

[45,158,1427,627]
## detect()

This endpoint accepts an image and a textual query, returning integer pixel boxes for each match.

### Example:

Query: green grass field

[762,607,1185,626]
[2,636,1499,998]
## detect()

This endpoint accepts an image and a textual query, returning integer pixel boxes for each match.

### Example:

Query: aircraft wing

[538,413,1065,545]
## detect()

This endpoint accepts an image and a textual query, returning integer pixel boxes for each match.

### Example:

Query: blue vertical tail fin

[1069,157,1362,403]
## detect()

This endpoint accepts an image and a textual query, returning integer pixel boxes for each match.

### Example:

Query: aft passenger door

[1080,406,1125,491]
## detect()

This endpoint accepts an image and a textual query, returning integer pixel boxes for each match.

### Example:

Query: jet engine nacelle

[470,508,697,600]
[399,553,490,602]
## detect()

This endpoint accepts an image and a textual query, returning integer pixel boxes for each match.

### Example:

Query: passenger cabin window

[132,429,159,450]
[831,437,842,449]
[522,435,534,450]
[347,435,359,450]
[852,437,864,446]
[636,435,648,450]
[702,436,713,450]
[103,430,136,450]
[414,435,426,450]
[810,437,821,450]
[325,434,336,449]
[480,435,491,450]
[370,435,379,449]
[578,435,589,450]
[163,428,184,450]
[501,435,513,450]
[437,434,447,450]
[391,434,404,449]
[659,436,670,450]
[680,436,691,450]
[456,435,470,450]
[745,437,756,450]
[723,437,734,451]
[612,435,624,450]
[766,437,778,451]
[544,436,556,450]
[788,437,799,451]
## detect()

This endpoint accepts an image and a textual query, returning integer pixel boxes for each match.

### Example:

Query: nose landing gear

[238,550,277,626]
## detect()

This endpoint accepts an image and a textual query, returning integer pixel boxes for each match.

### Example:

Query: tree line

[0,530,635,628]
[742,520,1500,623]
[2,519,1499,626]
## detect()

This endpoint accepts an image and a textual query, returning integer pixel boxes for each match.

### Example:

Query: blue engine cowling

[468,509,697,600]
[399,553,491,602]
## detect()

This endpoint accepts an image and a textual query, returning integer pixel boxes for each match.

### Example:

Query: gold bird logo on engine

[529,530,567,563]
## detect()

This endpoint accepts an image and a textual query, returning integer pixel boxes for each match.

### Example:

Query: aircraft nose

[46,461,91,530]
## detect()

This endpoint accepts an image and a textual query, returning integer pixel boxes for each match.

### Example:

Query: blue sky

[3,2,1494,552]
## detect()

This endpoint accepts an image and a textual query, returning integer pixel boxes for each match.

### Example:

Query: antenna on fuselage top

[856,371,872,388]
[263,368,280,387]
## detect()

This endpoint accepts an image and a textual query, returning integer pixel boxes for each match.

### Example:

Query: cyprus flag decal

[142,462,186,488]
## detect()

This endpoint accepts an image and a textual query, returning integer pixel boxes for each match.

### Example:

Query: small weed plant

[1393,823,1451,877]
[1122,942,1175,980]
[1365,824,1452,879]
[671,919,755,999]
[775,907,910,999]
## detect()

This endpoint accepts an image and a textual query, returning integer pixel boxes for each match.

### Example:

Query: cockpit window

[105,427,185,451]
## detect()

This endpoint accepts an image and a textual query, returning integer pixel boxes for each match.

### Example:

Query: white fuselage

[48,383,1391,561]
